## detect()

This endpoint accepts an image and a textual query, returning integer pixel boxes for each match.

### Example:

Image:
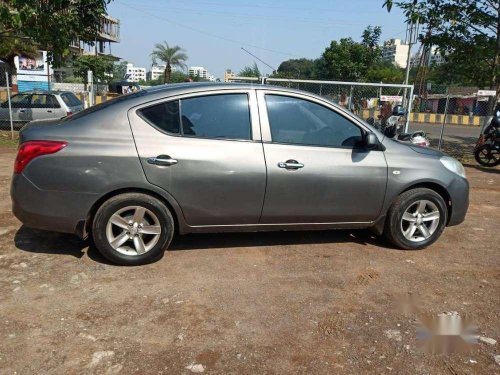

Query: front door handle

[147,155,178,166]
[47,110,52,113]
[278,159,304,170]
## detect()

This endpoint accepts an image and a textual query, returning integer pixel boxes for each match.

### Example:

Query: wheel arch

[79,187,187,239]
[399,181,452,224]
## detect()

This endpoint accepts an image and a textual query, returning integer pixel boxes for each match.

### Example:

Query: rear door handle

[147,155,178,166]
[278,159,304,170]
[19,110,25,113]
[47,110,52,113]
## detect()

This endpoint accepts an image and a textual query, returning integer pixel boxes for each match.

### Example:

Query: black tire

[474,144,499,167]
[384,188,448,250]
[92,193,174,266]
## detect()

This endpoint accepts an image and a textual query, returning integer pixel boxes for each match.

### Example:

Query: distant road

[408,123,481,141]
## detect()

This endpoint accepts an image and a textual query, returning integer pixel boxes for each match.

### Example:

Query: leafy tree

[384,0,499,112]
[362,25,382,50]
[0,0,112,70]
[150,42,188,83]
[318,25,383,81]
[239,62,261,77]
[113,61,128,81]
[365,62,405,83]
[71,55,114,84]
[275,58,317,79]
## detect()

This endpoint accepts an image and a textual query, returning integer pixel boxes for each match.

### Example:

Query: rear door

[128,90,267,226]
[257,90,388,224]
[29,94,59,120]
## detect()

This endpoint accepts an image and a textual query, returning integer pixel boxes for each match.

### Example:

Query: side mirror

[364,133,379,149]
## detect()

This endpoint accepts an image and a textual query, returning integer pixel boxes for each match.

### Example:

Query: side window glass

[30,94,50,108]
[180,94,251,140]
[8,94,31,108]
[138,100,181,134]
[48,95,61,108]
[265,95,363,148]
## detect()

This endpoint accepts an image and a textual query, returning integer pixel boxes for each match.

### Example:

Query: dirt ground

[0,147,498,375]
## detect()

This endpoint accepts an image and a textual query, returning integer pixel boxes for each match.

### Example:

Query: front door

[128,90,266,226]
[258,92,387,224]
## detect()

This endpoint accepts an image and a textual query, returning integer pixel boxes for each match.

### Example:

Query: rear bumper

[447,176,469,226]
[11,173,97,236]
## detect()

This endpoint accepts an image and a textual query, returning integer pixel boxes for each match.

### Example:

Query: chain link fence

[229,77,492,162]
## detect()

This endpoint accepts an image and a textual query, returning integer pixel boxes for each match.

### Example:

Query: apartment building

[125,63,146,82]
[188,66,208,79]
[224,69,236,82]
[382,39,410,68]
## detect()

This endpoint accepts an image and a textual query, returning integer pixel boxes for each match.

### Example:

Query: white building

[148,64,178,81]
[188,66,208,79]
[382,39,410,68]
[125,63,146,82]
[410,46,445,68]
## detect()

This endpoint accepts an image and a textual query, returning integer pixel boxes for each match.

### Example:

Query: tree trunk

[165,64,172,84]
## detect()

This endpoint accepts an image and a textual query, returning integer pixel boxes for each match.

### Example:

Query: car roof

[16,91,75,95]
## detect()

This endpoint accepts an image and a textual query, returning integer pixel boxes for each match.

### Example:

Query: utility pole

[403,17,419,111]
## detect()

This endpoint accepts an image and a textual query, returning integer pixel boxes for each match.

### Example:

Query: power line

[118,2,301,57]
[241,48,277,72]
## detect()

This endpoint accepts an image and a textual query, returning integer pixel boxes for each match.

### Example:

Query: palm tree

[150,42,188,83]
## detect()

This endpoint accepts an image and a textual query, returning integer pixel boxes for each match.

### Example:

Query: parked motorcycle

[367,105,430,147]
[474,110,499,167]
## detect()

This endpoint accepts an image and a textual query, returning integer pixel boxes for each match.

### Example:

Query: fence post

[438,91,450,150]
[5,72,14,140]
[405,84,414,133]
[348,85,353,111]
[319,84,322,96]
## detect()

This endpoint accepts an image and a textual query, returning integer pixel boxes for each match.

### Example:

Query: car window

[138,100,181,134]
[47,95,61,108]
[30,94,55,108]
[180,94,251,140]
[1,94,31,108]
[265,94,363,148]
[61,93,82,107]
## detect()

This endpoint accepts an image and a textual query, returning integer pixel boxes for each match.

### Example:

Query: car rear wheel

[92,193,174,265]
[384,188,447,250]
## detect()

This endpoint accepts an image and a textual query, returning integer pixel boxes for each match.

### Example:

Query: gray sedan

[11,83,469,265]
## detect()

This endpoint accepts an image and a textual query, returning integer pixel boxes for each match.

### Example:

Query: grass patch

[0,131,19,148]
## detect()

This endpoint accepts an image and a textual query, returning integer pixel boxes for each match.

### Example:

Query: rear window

[137,94,252,141]
[61,93,82,107]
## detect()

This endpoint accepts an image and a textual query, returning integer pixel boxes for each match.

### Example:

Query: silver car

[0,90,83,129]
[11,83,469,265]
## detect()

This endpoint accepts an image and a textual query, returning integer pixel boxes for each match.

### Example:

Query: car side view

[11,83,469,265]
[0,91,83,129]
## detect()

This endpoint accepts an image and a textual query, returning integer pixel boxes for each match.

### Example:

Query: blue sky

[107,0,407,79]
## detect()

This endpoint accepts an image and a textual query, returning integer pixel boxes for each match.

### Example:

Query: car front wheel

[92,193,174,265]
[384,188,448,250]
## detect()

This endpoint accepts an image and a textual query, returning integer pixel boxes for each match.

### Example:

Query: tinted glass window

[61,93,82,107]
[266,95,363,148]
[47,95,61,108]
[30,94,55,108]
[138,100,180,134]
[180,94,251,140]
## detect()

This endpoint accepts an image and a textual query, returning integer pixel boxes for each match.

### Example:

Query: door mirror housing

[392,105,405,116]
[364,133,379,149]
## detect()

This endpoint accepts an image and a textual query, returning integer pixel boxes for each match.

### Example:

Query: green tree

[239,62,261,77]
[318,25,383,81]
[384,0,499,111]
[71,55,114,84]
[365,62,405,83]
[0,0,112,71]
[113,61,128,81]
[275,58,317,79]
[150,42,188,83]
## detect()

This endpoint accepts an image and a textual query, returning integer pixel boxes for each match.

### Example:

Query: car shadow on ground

[14,226,399,264]
[169,229,391,251]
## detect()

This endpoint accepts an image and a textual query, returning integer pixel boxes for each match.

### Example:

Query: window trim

[133,89,261,142]
[257,90,379,150]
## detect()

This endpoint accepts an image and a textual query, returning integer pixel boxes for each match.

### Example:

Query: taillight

[14,141,67,174]
[66,111,73,117]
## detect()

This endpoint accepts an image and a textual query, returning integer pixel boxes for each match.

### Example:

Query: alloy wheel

[105,206,162,256]
[400,200,440,243]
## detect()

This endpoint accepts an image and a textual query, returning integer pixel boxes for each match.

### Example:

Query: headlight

[440,156,466,178]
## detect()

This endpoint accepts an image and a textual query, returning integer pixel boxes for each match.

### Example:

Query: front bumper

[447,176,469,226]
[11,173,98,236]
